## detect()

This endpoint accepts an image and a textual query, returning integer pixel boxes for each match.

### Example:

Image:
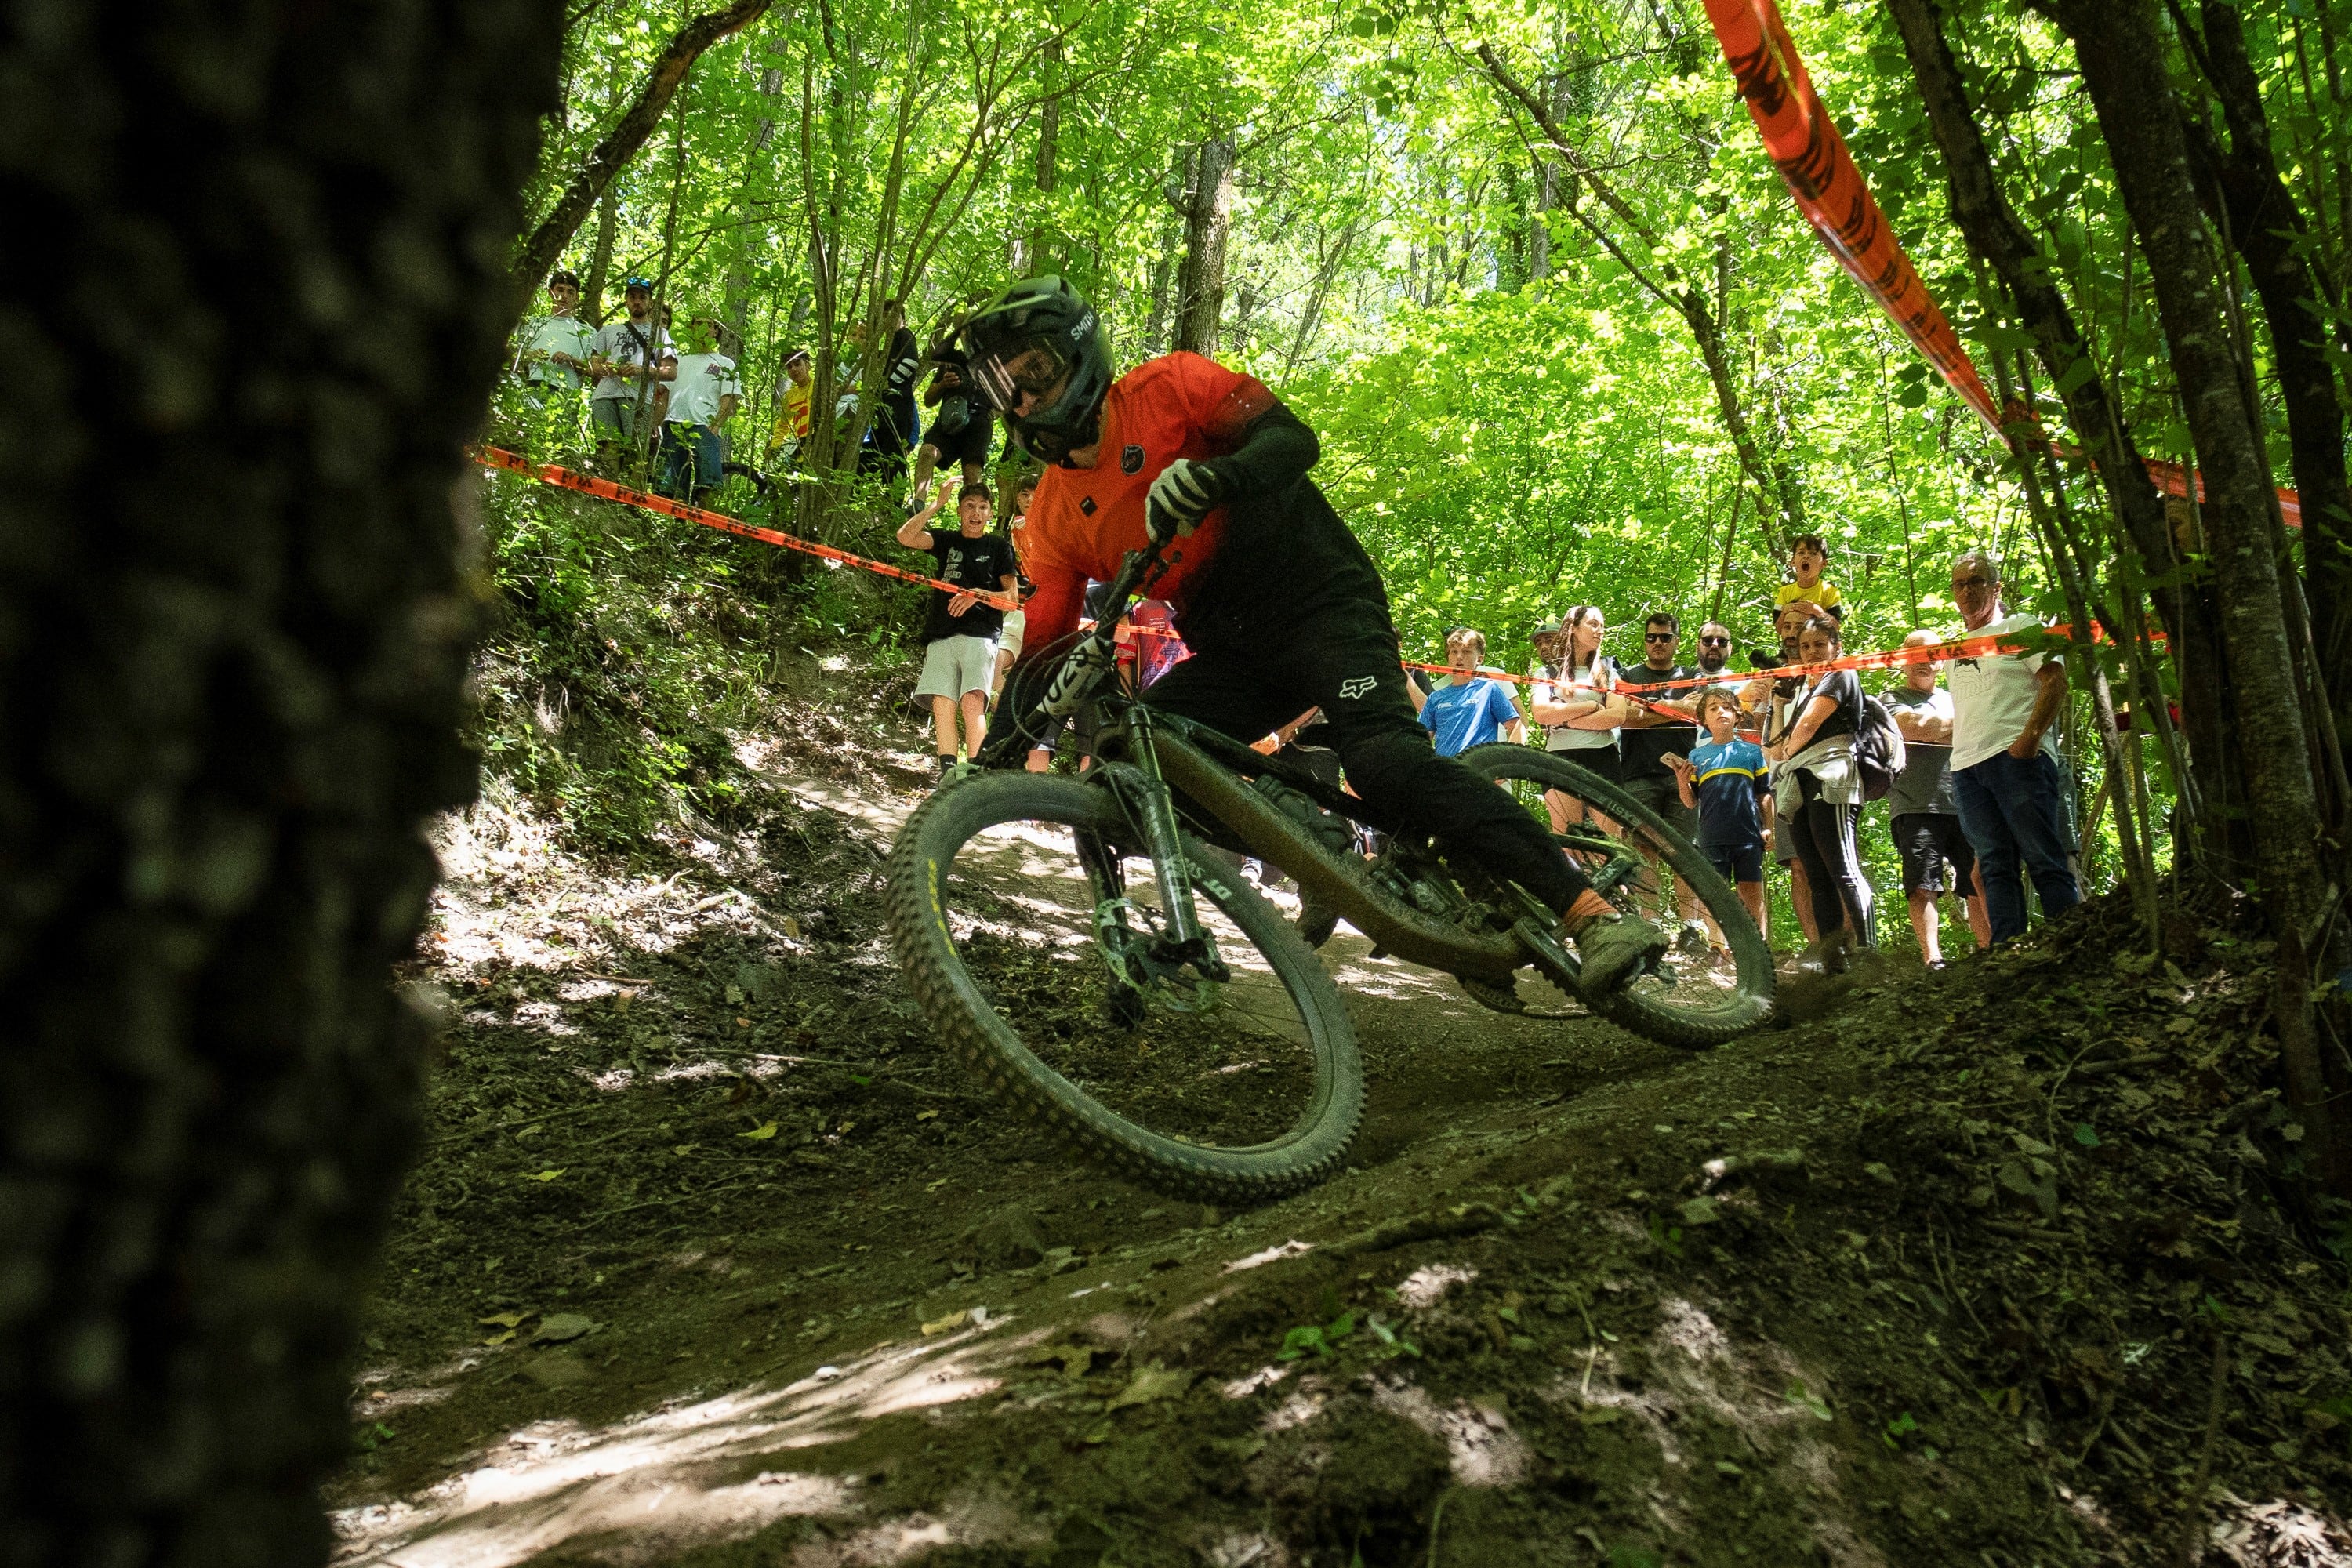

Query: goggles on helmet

[969,336,1074,410]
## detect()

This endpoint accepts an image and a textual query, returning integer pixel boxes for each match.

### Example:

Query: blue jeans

[657,421,725,498]
[1951,749,2080,943]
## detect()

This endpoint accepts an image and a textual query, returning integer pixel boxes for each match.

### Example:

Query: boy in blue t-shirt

[1669,686,1770,930]
[1417,627,1524,757]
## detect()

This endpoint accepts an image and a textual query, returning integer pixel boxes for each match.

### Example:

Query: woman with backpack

[1764,613,1877,971]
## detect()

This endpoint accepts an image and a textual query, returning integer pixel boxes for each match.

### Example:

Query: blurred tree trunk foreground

[0,1,559,1562]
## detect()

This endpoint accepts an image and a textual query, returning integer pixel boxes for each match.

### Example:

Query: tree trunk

[0,0,556,1559]
[1883,0,2247,871]
[1174,135,1236,357]
[2181,0,2352,694]
[506,0,771,314]
[1530,153,1554,281]
[1142,213,1181,355]
[2060,0,2344,1191]
[1027,37,1062,277]
[721,54,788,359]
[582,186,619,327]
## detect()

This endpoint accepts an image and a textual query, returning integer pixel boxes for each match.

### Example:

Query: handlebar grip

[1145,495,1180,547]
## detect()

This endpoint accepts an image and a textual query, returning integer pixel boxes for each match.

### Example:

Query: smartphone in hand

[1660,752,1690,773]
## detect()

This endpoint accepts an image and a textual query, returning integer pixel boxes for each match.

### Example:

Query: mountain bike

[882,537,1776,1201]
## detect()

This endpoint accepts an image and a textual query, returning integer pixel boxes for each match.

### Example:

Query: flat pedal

[1457,975,1528,1014]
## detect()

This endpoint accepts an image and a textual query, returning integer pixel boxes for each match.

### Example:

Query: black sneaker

[1570,913,1668,998]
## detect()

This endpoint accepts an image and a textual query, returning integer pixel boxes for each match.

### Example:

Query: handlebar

[976,526,1175,769]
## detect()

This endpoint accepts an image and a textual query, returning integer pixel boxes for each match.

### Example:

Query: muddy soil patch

[336,765,2352,1566]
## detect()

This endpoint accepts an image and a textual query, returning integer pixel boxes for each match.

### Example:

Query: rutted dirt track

[332,746,2352,1566]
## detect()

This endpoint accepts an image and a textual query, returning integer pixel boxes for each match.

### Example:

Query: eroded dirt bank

[332,734,2352,1567]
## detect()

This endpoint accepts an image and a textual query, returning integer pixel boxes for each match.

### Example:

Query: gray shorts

[915,635,997,701]
[590,397,639,440]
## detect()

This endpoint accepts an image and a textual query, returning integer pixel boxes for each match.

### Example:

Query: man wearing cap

[515,270,595,405]
[586,276,671,471]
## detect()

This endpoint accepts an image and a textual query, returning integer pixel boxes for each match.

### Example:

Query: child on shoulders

[1773,533,1846,622]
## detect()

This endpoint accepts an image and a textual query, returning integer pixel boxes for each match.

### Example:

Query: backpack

[1853,694,1908,803]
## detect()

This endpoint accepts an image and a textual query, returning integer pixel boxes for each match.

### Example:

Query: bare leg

[930,695,960,759]
[1908,888,1944,965]
[909,442,942,501]
[1025,748,1052,773]
[1737,880,1766,931]
[961,457,987,488]
[990,649,1013,706]
[1545,788,1578,834]
[957,689,989,760]
[1964,863,1992,947]
[1787,858,1820,942]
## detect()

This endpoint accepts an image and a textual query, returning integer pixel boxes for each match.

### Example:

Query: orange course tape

[470,446,1018,611]
[1700,0,2304,527]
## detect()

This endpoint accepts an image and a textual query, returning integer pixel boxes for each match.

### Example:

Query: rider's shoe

[1568,911,1667,997]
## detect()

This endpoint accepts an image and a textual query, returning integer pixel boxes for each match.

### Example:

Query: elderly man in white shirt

[1945,550,2079,945]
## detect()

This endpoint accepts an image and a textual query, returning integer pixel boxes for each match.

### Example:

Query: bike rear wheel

[1458,745,1776,1047]
[884,771,1363,1201]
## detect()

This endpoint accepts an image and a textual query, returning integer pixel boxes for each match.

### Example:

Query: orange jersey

[1016,354,1277,663]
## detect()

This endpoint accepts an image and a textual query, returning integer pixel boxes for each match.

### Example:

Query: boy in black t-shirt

[895,481,1019,778]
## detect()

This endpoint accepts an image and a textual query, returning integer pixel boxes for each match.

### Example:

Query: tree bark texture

[1027,38,1063,277]
[583,187,619,327]
[1173,136,1236,358]
[0,0,559,1561]
[2060,0,2343,1189]
[2180,0,2352,696]
[506,0,771,313]
[1883,0,2249,867]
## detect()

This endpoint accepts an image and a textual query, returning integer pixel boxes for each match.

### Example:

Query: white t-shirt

[1949,612,2062,771]
[521,314,596,390]
[590,319,668,402]
[664,351,742,426]
[1532,658,1617,752]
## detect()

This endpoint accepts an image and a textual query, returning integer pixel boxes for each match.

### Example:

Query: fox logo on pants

[1337,675,1379,700]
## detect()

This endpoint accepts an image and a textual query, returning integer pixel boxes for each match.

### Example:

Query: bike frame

[984,536,1641,998]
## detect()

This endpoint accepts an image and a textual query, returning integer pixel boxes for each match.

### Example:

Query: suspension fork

[1110,706,1228,980]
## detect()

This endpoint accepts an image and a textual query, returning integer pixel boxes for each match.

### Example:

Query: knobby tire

[885,771,1364,1201]
[1457,744,1777,1047]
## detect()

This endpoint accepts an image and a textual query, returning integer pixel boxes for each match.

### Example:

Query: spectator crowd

[509,271,2085,971]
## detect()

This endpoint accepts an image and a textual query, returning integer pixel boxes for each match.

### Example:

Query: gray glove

[1145,457,1225,543]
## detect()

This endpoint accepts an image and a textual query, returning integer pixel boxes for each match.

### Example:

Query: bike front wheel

[1458,745,1777,1048]
[884,771,1363,1201]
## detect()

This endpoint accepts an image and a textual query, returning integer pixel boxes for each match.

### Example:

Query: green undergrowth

[466,396,932,848]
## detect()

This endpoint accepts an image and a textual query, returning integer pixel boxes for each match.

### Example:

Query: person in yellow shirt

[1773,532,1845,622]
[769,349,812,463]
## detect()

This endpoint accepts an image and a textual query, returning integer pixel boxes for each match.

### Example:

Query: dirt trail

[332,750,2352,1567]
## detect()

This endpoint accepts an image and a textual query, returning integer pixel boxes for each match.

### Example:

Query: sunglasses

[1644,631,1677,643]
[1698,635,1730,647]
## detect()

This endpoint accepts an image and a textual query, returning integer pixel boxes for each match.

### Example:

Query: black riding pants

[1140,606,1589,913]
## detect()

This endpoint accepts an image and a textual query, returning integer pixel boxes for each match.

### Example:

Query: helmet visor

[969,336,1073,412]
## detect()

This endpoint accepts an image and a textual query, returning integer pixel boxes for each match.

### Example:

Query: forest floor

[330,656,2352,1567]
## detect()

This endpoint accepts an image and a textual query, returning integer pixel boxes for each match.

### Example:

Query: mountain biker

[958,275,1665,994]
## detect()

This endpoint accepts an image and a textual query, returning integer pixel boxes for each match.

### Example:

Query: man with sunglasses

[958,276,1664,995]
[1614,613,1708,938]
